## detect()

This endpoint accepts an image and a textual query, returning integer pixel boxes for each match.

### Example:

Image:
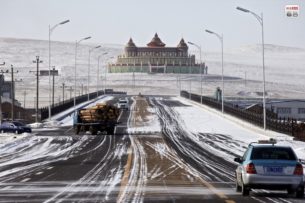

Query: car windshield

[251,147,297,160]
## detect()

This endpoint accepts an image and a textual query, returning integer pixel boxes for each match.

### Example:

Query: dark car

[0,121,32,134]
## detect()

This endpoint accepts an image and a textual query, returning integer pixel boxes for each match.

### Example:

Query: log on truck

[73,103,120,135]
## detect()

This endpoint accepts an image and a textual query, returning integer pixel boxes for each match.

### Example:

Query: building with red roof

[108,33,207,74]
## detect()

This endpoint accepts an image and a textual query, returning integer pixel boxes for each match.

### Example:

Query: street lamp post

[236,6,266,130]
[0,62,5,125]
[49,19,69,120]
[74,36,91,114]
[88,45,101,101]
[188,42,202,104]
[205,29,224,114]
[105,56,114,93]
[97,52,108,97]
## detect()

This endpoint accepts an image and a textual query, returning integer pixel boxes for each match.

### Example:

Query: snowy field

[0,37,305,109]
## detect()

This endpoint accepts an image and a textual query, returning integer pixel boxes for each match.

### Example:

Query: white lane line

[20,178,31,182]
[35,171,44,175]
[1,186,12,190]
[47,166,54,170]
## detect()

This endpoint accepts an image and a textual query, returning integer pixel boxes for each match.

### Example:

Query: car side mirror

[234,157,242,163]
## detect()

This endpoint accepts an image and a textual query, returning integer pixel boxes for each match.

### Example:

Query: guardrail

[180,91,305,141]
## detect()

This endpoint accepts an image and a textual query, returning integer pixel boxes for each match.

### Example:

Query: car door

[9,123,16,133]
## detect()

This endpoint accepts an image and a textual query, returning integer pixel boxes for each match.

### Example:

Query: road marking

[1,186,12,190]
[117,147,133,202]
[47,166,54,170]
[20,178,31,182]
[35,171,44,175]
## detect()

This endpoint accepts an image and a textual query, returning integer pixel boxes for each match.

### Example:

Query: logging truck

[73,103,120,135]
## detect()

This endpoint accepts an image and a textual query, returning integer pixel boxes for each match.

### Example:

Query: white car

[117,98,129,110]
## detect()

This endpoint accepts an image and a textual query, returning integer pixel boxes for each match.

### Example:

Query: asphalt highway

[0,96,303,203]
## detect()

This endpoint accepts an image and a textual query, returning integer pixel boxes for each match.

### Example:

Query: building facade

[109,33,207,74]
[266,100,305,121]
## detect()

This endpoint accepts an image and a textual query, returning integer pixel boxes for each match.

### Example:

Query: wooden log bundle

[79,103,120,123]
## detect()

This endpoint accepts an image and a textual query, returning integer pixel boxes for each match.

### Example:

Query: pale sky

[1,0,304,50]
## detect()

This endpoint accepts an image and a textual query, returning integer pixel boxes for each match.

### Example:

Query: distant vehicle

[0,121,32,134]
[234,139,304,198]
[117,98,129,110]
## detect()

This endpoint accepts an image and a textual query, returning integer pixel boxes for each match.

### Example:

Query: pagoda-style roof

[147,33,166,47]
[177,38,188,48]
[126,38,136,47]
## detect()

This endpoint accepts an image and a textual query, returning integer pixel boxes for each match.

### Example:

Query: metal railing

[180,91,305,141]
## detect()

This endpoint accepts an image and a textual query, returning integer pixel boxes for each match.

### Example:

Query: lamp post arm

[250,11,263,25]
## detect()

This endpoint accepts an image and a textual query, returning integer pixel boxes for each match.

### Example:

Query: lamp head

[205,29,214,34]
[60,20,70,25]
[236,7,250,13]
[187,41,195,45]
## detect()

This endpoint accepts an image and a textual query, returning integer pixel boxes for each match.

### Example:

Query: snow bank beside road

[0,133,32,146]
[173,97,305,161]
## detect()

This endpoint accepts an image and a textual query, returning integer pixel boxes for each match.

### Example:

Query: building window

[298,108,305,114]
[277,107,291,114]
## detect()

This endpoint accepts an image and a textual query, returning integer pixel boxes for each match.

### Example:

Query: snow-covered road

[0,95,304,203]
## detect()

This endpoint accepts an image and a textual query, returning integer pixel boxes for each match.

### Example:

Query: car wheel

[241,180,250,196]
[236,180,242,192]
[287,187,294,195]
[296,186,304,198]
[235,174,242,192]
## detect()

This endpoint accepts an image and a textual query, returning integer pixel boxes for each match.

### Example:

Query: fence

[40,90,126,121]
[180,91,305,141]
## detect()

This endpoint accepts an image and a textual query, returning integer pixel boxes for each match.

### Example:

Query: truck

[73,103,120,135]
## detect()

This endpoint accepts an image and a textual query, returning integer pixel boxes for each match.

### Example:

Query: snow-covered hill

[0,37,304,108]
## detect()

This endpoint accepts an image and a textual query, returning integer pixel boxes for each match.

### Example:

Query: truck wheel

[90,126,97,135]
[107,127,115,135]
[74,126,81,135]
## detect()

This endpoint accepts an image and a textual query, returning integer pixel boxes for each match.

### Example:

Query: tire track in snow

[118,96,148,203]
[44,135,127,203]
[150,98,235,182]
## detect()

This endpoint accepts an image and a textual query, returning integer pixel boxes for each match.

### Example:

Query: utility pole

[10,65,19,121]
[0,62,6,124]
[32,56,43,123]
[60,83,68,104]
